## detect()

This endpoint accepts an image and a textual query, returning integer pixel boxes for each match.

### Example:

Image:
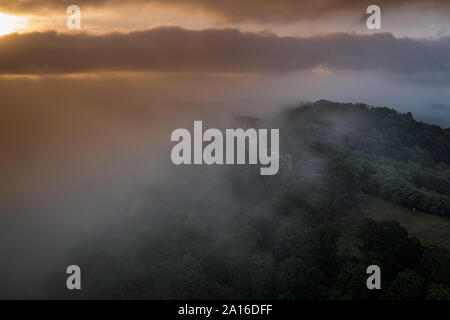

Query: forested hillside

[48,100,450,300]
[279,100,450,217]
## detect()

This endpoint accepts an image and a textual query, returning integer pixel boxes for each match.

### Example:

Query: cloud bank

[1,27,449,75]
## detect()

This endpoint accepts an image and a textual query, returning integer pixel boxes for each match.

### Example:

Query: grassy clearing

[363,196,450,248]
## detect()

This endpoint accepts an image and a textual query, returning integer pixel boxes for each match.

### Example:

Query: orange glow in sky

[0,13,27,36]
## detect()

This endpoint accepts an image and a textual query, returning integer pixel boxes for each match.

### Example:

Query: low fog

[0,70,448,298]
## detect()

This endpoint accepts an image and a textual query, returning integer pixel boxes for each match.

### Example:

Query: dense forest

[48,100,450,300]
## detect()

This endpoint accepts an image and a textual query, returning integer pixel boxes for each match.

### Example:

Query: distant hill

[279,100,450,217]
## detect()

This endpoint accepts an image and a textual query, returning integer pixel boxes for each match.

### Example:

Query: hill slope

[279,100,450,217]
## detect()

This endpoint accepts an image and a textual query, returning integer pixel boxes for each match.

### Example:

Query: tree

[419,245,450,287]
[387,269,427,300]
[426,283,450,300]
[356,220,423,279]
[249,253,277,299]
[332,261,375,300]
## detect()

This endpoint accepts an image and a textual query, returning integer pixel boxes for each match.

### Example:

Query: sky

[0,0,450,298]
[0,1,449,119]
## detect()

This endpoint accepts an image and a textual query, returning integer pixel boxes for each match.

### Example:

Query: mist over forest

[1,97,449,299]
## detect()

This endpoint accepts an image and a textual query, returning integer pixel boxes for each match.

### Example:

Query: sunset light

[0,13,27,36]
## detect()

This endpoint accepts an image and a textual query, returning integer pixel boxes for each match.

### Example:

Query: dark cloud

[0,27,450,75]
[147,0,450,22]
[1,0,449,21]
